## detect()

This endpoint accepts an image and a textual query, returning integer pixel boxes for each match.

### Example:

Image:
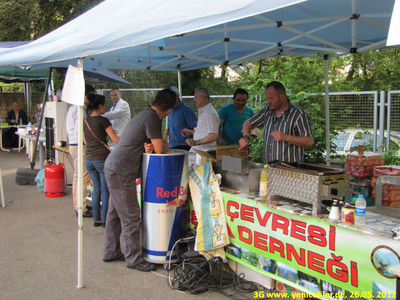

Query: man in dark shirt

[4,102,28,148]
[103,89,176,272]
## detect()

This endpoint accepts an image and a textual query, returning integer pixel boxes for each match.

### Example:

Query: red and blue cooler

[141,150,188,264]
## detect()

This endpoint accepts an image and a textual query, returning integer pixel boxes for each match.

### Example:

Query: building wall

[0,92,44,121]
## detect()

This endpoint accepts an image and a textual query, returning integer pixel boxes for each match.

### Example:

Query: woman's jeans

[85,160,109,223]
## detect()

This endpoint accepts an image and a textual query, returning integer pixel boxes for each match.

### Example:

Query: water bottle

[259,164,269,200]
[355,194,367,228]
[19,118,22,125]
[27,122,32,132]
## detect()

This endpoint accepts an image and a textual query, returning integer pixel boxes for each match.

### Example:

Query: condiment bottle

[328,199,341,220]
[259,164,269,200]
[358,144,365,155]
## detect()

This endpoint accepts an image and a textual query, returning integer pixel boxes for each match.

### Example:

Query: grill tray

[271,162,344,176]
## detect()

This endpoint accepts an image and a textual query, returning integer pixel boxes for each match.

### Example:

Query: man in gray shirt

[103,89,176,272]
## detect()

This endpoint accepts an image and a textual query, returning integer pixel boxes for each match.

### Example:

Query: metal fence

[97,88,399,163]
[97,88,261,117]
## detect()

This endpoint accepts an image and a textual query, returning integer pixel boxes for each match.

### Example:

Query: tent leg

[177,69,182,95]
[324,56,330,166]
[77,58,85,289]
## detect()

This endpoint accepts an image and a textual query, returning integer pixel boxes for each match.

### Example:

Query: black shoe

[94,221,103,227]
[103,255,125,262]
[86,205,92,211]
[127,261,156,272]
[102,222,106,228]
[83,210,92,217]
[75,210,93,218]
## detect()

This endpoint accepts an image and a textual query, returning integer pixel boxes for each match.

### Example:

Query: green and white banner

[185,191,400,300]
[221,192,400,299]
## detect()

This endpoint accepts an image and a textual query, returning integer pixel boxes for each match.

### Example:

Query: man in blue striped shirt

[238,81,313,163]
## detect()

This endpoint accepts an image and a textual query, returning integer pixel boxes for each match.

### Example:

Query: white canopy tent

[0,0,397,288]
[0,0,394,71]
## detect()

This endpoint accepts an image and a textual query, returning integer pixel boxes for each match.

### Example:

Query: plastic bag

[35,169,45,192]
[188,162,230,259]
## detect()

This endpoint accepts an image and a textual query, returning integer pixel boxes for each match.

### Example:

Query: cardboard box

[194,145,248,165]
[346,158,385,167]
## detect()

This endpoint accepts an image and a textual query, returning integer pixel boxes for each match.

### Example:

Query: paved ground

[0,149,238,300]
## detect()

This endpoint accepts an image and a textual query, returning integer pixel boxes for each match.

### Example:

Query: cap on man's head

[169,86,180,95]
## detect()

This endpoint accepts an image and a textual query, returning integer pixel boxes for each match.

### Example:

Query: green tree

[240,56,334,164]
[0,0,103,41]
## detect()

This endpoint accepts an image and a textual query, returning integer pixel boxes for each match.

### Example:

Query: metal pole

[324,56,330,166]
[77,58,85,289]
[30,69,52,170]
[177,69,182,95]
[351,0,357,50]
[378,91,385,152]
[386,92,391,151]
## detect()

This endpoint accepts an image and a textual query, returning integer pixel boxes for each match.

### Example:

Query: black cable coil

[167,253,268,299]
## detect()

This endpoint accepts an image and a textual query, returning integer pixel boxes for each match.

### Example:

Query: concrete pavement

[0,149,232,300]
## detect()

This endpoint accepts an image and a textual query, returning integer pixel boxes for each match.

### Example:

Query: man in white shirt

[66,84,94,217]
[103,89,131,137]
[182,86,219,164]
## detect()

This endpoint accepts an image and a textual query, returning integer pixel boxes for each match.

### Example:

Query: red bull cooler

[141,149,188,263]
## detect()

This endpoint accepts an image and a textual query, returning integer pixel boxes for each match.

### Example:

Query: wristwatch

[196,139,201,145]
[243,135,251,140]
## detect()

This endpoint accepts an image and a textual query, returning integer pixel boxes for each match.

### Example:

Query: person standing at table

[66,84,94,218]
[103,89,175,272]
[103,88,131,137]
[238,81,314,163]
[84,94,120,228]
[163,86,197,151]
[218,88,254,145]
[31,103,45,130]
[4,102,28,148]
[182,86,219,164]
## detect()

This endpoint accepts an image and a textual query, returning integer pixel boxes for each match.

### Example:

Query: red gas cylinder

[45,161,65,198]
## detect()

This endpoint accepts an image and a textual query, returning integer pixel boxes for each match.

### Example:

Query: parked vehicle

[329,129,400,163]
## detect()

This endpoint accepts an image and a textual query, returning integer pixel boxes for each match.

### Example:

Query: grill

[268,163,350,216]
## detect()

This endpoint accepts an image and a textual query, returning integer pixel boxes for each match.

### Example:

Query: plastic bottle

[19,118,22,125]
[259,164,269,200]
[27,122,32,132]
[355,194,367,228]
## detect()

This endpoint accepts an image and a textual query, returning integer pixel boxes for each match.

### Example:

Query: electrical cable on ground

[166,237,271,300]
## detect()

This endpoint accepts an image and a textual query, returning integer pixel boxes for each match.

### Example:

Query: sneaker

[127,261,156,272]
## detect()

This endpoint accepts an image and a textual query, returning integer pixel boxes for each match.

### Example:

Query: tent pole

[23,82,32,118]
[351,0,357,50]
[177,69,182,95]
[77,58,85,289]
[30,69,52,170]
[324,55,330,167]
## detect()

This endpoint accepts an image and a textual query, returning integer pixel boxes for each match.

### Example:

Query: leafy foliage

[241,56,335,164]
[0,0,103,41]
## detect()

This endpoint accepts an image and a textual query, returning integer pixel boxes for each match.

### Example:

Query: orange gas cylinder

[45,161,65,197]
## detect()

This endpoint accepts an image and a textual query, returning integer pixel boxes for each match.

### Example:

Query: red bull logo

[166,198,186,207]
[156,186,188,198]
